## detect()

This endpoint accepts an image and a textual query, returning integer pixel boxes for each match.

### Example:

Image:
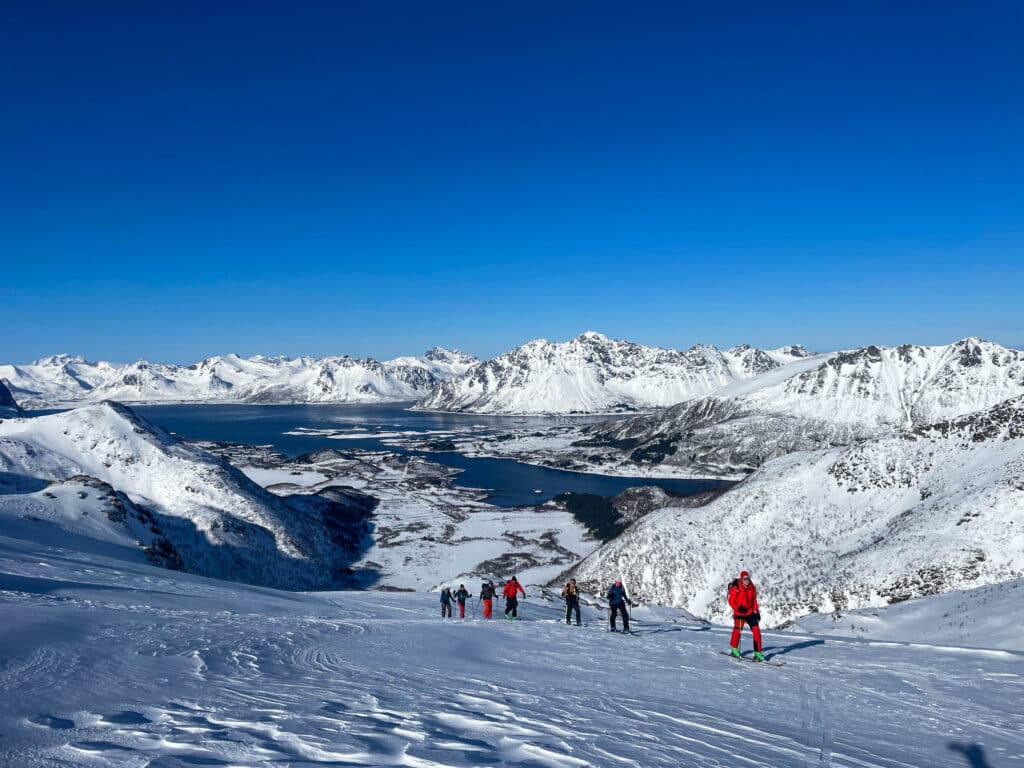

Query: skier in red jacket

[503,576,525,620]
[728,570,765,662]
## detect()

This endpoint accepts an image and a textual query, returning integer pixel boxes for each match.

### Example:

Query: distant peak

[33,353,87,366]
[774,344,811,357]
[423,347,476,362]
[574,331,610,342]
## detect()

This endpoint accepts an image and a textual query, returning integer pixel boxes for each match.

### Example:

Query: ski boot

[729,647,742,659]
[753,651,766,662]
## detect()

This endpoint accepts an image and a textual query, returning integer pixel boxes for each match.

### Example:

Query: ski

[721,651,785,667]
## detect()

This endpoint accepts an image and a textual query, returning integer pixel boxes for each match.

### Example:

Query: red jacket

[503,580,525,598]
[728,579,759,617]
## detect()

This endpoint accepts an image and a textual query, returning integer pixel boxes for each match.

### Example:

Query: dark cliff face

[0,379,23,415]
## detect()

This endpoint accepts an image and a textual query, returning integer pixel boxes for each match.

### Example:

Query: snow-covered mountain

[570,393,1024,625]
[580,337,1024,477]
[0,379,22,417]
[414,331,809,414]
[0,348,478,407]
[0,403,374,589]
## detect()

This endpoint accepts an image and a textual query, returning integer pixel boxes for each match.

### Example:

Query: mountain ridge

[414,331,810,414]
[0,348,477,407]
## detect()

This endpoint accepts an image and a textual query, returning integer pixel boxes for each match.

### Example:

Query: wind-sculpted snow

[573,337,1024,476]
[792,578,1024,650]
[0,403,375,589]
[0,348,478,407]
[571,395,1024,625]
[415,331,809,414]
[1,537,1021,767]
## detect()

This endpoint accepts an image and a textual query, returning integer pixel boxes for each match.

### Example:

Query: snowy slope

[791,578,1024,651]
[0,404,374,589]
[0,348,478,407]
[415,331,809,414]
[571,394,1024,625]
[579,338,1024,476]
[1,533,1021,767]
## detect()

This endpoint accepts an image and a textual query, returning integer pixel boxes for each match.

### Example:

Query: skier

[503,575,525,620]
[439,587,453,619]
[562,578,582,626]
[606,579,631,632]
[728,570,765,662]
[479,580,496,619]
[454,584,470,619]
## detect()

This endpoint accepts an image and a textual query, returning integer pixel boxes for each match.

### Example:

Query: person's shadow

[948,742,993,768]
[761,639,825,660]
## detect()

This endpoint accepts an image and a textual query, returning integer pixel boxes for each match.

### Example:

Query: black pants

[565,600,581,625]
[505,596,518,617]
[441,603,452,618]
[610,603,629,631]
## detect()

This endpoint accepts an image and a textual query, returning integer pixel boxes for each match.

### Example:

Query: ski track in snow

[2,541,1023,767]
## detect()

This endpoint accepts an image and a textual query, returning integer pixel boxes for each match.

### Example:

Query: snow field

[2,534,1022,768]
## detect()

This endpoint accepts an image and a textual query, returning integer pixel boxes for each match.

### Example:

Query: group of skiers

[438,575,526,620]
[439,569,765,661]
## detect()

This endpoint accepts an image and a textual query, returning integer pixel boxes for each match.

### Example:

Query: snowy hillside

[0,379,22,417]
[0,404,375,589]
[791,578,1024,651]
[415,331,809,414]
[1,533,1021,767]
[574,337,1024,477]
[0,348,478,407]
[0,404,598,592]
[571,394,1024,625]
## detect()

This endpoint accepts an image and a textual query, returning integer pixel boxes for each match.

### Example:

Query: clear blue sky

[3,2,1022,363]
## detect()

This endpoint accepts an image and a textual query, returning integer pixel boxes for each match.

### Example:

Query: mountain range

[0,348,478,408]
[565,337,1024,477]
[414,331,810,414]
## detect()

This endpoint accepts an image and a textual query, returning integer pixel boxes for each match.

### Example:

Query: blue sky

[3,2,1022,363]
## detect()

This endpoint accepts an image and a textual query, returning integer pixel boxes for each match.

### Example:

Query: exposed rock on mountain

[0,379,23,417]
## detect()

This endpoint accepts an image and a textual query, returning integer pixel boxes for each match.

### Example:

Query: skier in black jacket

[479,580,496,619]
[439,587,454,619]
[606,580,631,632]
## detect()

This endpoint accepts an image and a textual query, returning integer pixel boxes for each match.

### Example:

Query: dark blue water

[112,403,731,506]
